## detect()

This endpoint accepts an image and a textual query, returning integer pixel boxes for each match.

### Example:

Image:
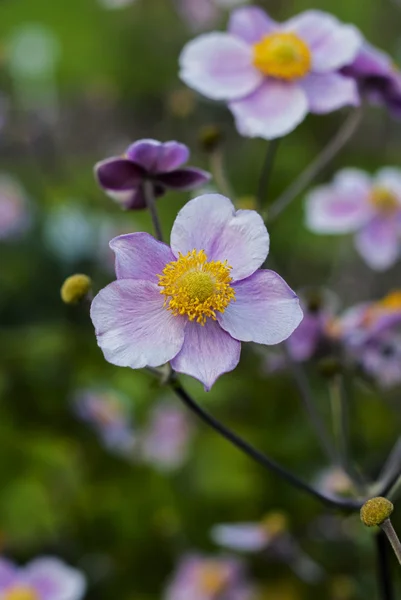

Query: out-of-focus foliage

[1,0,401,598]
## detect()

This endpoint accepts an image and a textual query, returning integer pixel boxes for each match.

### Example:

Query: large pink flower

[91,194,303,390]
[305,167,401,271]
[179,6,362,139]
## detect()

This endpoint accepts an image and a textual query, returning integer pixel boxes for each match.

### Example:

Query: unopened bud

[61,274,92,305]
[236,195,257,210]
[198,125,223,153]
[317,357,343,379]
[360,497,394,527]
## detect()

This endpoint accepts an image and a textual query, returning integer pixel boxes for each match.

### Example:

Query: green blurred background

[1,0,401,597]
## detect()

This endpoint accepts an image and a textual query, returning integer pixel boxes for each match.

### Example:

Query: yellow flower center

[260,511,288,538]
[4,587,39,600]
[377,290,401,311]
[253,32,311,80]
[158,249,235,325]
[197,564,228,595]
[370,186,399,213]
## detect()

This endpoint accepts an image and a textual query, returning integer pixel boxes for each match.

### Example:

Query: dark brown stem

[143,179,164,242]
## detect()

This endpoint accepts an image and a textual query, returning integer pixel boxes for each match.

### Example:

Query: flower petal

[91,280,186,368]
[179,32,262,100]
[301,72,359,114]
[305,183,371,234]
[228,6,277,44]
[110,232,175,281]
[125,139,161,171]
[95,158,145,191]
[25,558,86,600]
[355,217,400,271]
[170,194,270,281]
[154,141,190,172]
[375,167,401,201]
[283,10,362,72]
[156,167,211,190]
[211,523,269,552]
[217,270,303,344]
[229,79,308,140]
[287,313,322,361]
[171,319,241,390]
[0,559,17,591]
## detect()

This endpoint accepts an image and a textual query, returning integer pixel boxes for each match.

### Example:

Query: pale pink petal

[110,232,175,282]
[211,523,269,552]
[91,280,186,368]
[228,6,277,44]
[301,73,359,113]
[217,270,303,344]
[171,319,241,390]
[170,194,269,281]
[0,559,17,591]
[375,167,401,202]
[355,217,400,271]
[305,184,372,233]
[179,33,262,100]
[155,141,189,172]
[333,168,372,196]
[283,10,362,72]
[229,79,308,140]
[25,558,86,600]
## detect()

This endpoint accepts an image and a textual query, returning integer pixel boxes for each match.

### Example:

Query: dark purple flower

[342,42,401,117]
[95,139,211,210]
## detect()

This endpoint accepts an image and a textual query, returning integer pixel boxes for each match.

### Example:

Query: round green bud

[61,274,92,305]
[360,497,394,527]
[198,125,223,153]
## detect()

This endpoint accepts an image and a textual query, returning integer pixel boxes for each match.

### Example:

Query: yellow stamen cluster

[360,497,394,527]
[5,587,39,600]
[197,564,228,595]
[253,32,311,80]
[377,290,401,311]
[261,511,288,537]
[370,186,399,213]
[158,249,235,325]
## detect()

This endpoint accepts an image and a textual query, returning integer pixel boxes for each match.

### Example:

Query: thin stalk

[143,179,164,242]
[284,347,337,465]
[257,138,280,213]
[170,377,361,511]
[376,530,395,600]
[374,438,401,497]
[209,149,234,198]
[268,107,363,221]
[329,376,350,473]
[381,519,401,567]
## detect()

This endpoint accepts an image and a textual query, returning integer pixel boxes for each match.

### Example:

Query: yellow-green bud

[360,497,394,527]
[198,125,223,153]
[61,274,92,305]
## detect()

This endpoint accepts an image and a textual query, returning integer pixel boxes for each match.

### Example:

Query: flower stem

[143,179,164,242]
[376,530,395,600]
[381,519,401,567]
[284,347,337,465]
[209,149,234,198]
[267,107,363,221]
[170,376,361,511]
[329,376,349,471]
[257,138,280,213]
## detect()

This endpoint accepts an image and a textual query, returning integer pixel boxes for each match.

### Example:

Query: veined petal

[355,217,400,271]
[170,194,270,281]
[95,158,145,190]
[154,141,190,172]
[217,270,303,344]
[110,232,175,281]
[228,6,277,44]
[25,558,86,600]
[305,184,371,233]
[91,280,186,368]
[283,10,362,72]
[179,32,262,100]
[156,167,211,190]
[301,72,359,114]
[171,320,241,391]
[125,139,162,171]
[229,79,308,140]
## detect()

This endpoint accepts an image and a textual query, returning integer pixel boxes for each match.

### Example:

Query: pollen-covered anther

[158,249,235,325]
[360,497,394,527]
[61,274,92,305]
[253,32,312,79]
[370,186,399,213]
